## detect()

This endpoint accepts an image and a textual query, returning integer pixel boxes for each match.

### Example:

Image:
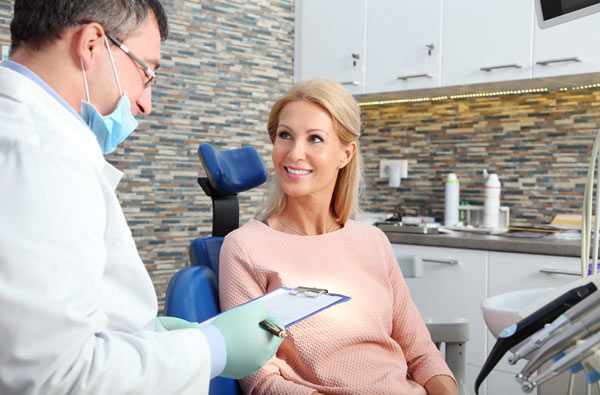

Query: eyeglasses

[105,32,158,89]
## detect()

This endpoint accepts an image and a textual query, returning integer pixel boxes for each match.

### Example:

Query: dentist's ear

[75,23,106,71]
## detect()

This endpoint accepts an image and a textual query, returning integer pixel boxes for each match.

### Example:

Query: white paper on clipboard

[254,287,350,327]
[201,286,350,328]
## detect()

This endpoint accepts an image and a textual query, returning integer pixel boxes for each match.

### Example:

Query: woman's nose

[288,140,306,161]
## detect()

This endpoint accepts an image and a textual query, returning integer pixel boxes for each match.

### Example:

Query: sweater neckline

[250,218,352,238]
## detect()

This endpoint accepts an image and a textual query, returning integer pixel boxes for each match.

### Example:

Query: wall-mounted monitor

[534,0,600,28]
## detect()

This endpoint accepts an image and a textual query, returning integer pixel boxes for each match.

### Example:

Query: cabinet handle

[423,258,459,265]
[480,64,522,72]
[397,73,433,81]
[539,267,581,276]
[536,57,582,66]
[339,81,359,86]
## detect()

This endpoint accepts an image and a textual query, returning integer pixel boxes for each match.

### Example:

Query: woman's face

[272,100,354,202]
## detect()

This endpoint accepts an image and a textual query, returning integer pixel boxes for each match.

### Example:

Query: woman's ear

[76,23,106,70]
[339,141,357,169]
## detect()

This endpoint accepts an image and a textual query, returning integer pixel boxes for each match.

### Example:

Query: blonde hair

[255,78,363,224]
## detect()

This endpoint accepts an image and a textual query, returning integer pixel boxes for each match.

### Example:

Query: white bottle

[444,173,459,227]
[483,171,501,229]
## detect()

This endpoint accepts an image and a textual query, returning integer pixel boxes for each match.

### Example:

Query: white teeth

[286,167,311,175]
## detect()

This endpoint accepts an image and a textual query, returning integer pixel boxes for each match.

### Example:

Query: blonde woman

[219,79,457,395]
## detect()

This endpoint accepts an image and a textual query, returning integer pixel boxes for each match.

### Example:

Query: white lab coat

[0,66,211,394]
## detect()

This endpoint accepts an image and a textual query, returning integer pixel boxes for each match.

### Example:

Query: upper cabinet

[366,0,443,93]
[441,0,533,87]
[294,0,367,95]
[533,11,600,78]
[295,0,600,96]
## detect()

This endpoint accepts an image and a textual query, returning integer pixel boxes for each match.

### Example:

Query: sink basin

[481,288,554,339]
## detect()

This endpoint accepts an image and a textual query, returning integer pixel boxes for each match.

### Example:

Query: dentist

[0,1,282,394]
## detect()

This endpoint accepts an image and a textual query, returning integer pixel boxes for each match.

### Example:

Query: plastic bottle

[444,173,460,227]
[483,171,501,229]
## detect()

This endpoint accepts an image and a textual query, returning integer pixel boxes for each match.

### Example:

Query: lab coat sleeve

[219,235,317,395]
[0,127,211,394]
[385,238,456,387]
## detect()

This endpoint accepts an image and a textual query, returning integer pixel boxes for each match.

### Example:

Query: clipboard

[253,286,351,328]
[201,286,350,332]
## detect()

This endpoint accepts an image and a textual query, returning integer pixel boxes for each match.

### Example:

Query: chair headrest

[199,143,268,194]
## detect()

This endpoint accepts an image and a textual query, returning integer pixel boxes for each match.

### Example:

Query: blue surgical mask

[80,36,139,154]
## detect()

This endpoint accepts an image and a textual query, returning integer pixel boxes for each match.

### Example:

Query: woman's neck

[273,203,338,236]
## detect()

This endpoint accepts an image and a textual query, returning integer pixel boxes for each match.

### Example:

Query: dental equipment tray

[375,222,439,234]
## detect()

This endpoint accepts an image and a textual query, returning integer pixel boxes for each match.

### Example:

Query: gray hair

[10,0,168,51]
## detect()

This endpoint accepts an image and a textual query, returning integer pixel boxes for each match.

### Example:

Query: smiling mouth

[285,167,312,175]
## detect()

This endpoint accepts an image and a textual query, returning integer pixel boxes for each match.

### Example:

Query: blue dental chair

[164,143,267,395]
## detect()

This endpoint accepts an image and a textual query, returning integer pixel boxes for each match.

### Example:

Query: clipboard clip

[289,286,328,298]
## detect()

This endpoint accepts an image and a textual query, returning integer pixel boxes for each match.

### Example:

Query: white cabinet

[365,0,443,93]
[393,245,584,395]
[533,11,600,79]
[441,0,534,87]
[393,244,487,394]
[294,0,367,95]
[296,1,600,96]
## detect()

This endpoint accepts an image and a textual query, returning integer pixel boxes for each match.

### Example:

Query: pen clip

[289,286,328,298]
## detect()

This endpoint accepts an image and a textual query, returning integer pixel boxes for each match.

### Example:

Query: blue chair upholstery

[199,144,267,194]
[164,144,267,395]
[188,236,225,281]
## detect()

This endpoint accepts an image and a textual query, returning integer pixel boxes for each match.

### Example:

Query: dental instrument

[521,330,600,392]
[474,281,597,394]
[510,286,600,364]
[517,299,600,382]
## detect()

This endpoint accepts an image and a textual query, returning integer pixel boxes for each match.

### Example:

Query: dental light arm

[510,287,600,364]
[474,282,597,394]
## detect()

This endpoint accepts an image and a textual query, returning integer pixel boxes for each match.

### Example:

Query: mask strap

[80,58,91,102]
[104,35,123,97]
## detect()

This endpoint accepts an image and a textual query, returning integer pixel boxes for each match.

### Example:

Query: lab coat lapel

[0,67,124,190]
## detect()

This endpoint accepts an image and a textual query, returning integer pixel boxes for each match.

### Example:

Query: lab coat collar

[0,66,123,190]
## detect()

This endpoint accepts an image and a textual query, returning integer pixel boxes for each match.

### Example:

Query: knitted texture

[219,219,455,395]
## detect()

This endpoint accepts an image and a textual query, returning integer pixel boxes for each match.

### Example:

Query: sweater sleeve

[218,233,317,395]
[383,237,456,387]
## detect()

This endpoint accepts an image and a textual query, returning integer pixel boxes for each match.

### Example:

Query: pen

[260,319,287,339]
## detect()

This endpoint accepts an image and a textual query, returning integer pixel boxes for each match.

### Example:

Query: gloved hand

[155,316,200,332]
[211,301,284,379]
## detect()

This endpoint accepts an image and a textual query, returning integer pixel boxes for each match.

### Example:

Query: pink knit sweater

[219,219,454,395]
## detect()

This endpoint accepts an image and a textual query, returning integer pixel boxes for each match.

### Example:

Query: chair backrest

[164,144,267,395]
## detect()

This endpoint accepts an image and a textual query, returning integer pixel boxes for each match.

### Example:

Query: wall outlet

[379,160,408,179]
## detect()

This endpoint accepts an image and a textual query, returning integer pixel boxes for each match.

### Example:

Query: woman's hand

[424,375,458,395]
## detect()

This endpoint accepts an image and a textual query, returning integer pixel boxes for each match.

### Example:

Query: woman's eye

[277,131,291,140]
[309,135,323,143]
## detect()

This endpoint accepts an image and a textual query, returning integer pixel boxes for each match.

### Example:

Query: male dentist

[0,1,282,394]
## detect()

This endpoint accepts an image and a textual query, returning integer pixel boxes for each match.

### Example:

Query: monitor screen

[534,0,600,28]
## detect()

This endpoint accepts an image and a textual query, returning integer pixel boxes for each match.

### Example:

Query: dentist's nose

[136,87,152,115]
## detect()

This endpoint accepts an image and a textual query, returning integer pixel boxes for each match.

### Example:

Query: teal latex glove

[155,316,200,332]
[211,301,284,379]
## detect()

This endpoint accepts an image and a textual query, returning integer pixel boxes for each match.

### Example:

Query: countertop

[384,230,583,257]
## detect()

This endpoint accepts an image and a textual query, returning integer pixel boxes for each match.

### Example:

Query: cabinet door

[488,252,581,394]
[366,0,442,93]
[295,0,367,95]
[441,0,533,87]
[533,11,600,78]
[392,244,487,394]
